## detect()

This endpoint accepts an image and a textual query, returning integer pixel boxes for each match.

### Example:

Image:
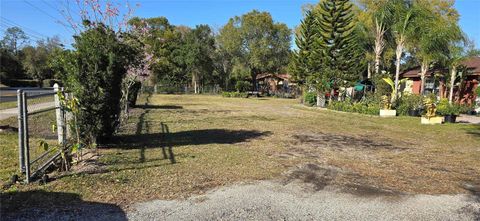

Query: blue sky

[1,0,479,48]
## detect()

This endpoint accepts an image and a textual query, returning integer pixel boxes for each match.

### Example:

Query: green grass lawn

[1,94,479,207]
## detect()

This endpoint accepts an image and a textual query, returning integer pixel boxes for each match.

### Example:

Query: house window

[425,78,434,89]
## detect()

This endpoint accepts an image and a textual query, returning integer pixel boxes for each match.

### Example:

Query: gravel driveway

[127,181,480,221]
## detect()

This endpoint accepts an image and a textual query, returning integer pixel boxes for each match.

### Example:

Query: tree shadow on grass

[0,190,127,221]
[464,125,480,137]
[109,128,272,149]
[134,104,183,109]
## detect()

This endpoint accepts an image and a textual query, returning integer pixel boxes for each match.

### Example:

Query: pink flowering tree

[59,0,154,124]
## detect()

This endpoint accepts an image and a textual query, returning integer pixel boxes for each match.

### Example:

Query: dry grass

[1,94,479,208]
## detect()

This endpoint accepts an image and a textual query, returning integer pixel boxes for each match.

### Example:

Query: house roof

[400,56,480,78]
[462,56,480,75]
[256,73,291,81]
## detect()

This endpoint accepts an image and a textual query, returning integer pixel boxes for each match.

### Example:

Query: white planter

[380,109,396,117]
[421,116,443,125]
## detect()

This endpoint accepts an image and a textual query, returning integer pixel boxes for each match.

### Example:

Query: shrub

[303,91,317,106]
[235,80,252,92]
[436,99,461,116]
[59,24,138,144]
[397,93,423,116]
[327,96,380,115]
[476,86,480,97]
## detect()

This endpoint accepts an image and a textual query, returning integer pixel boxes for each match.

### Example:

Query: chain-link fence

[17,84,67,183]
[142,84,222,95]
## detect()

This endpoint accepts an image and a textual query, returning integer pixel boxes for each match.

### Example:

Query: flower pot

[444,115,457,123]
[408,109,420,117]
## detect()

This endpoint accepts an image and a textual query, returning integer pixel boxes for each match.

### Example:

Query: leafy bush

[1,79,39,87]
[476,86,480,97]
[235,80,252,92]
[436,99,461,115]
[397,93,423,116]
[458,103,475,114]
[59,24,138,144]
[327,93,381,115]
[327,98,380,115]
[303,91,317,106]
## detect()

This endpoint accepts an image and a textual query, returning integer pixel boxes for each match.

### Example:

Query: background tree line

[0,27,64,87]
[128,10,291,93]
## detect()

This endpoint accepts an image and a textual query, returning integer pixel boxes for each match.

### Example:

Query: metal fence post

[54,84,65,145]
[21,91,30,183]
[17,90,25,173]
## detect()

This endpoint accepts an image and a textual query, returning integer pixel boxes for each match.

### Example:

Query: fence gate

[17,84,67,183]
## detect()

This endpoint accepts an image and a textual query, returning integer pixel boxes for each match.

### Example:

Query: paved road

[0,87,54,102]
[127,181,479,221]
[7,181,478,220]
[0,101,55,120]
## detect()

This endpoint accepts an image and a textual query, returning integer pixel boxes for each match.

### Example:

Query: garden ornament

[424,98,437,119]
[381,95,392,110]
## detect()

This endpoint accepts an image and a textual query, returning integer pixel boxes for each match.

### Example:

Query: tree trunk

[374,19,385,77]
[367,62,372,79]
[439,79,446,98]
[394,38,404,102]
[316,91,325,107]
[449,66,457,104]
[192,73,199,94]
[420,61,428,95]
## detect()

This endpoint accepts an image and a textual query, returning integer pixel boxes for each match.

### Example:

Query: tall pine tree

[316,0,361,101]
[291,10,317,86]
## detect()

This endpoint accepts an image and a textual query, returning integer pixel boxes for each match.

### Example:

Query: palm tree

[413,2,462,95]
[371,1,394,77]
[391,0,417,102]
[447,41,468,104]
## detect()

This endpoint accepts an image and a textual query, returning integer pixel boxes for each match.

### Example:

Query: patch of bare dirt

[282,163,401,197]
[69,150,107,175]
[282,163,338,191]
[292,132,410,151]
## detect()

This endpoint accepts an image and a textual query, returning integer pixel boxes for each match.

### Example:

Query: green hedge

[328,99,380,115]
[303,92,317,106]
[327,94,381,115]
[1,79,39,87]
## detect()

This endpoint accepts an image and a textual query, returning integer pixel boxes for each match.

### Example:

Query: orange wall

[412,80,421,94]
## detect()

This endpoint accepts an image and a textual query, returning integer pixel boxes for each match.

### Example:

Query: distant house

[400,56,480,105]
[256,73,299,96]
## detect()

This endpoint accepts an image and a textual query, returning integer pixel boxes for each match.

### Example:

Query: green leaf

[39,140,49,151]
[382,78,395,90]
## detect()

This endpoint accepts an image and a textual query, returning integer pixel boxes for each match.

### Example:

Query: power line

[23,0,73,34]
[0,17,48,39]
[41,0,60,12]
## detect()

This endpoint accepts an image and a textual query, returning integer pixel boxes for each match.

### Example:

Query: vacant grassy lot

[1,94,479,208]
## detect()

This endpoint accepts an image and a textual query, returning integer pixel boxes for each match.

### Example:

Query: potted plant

[437,99,460,123]
[398,93,423,117]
